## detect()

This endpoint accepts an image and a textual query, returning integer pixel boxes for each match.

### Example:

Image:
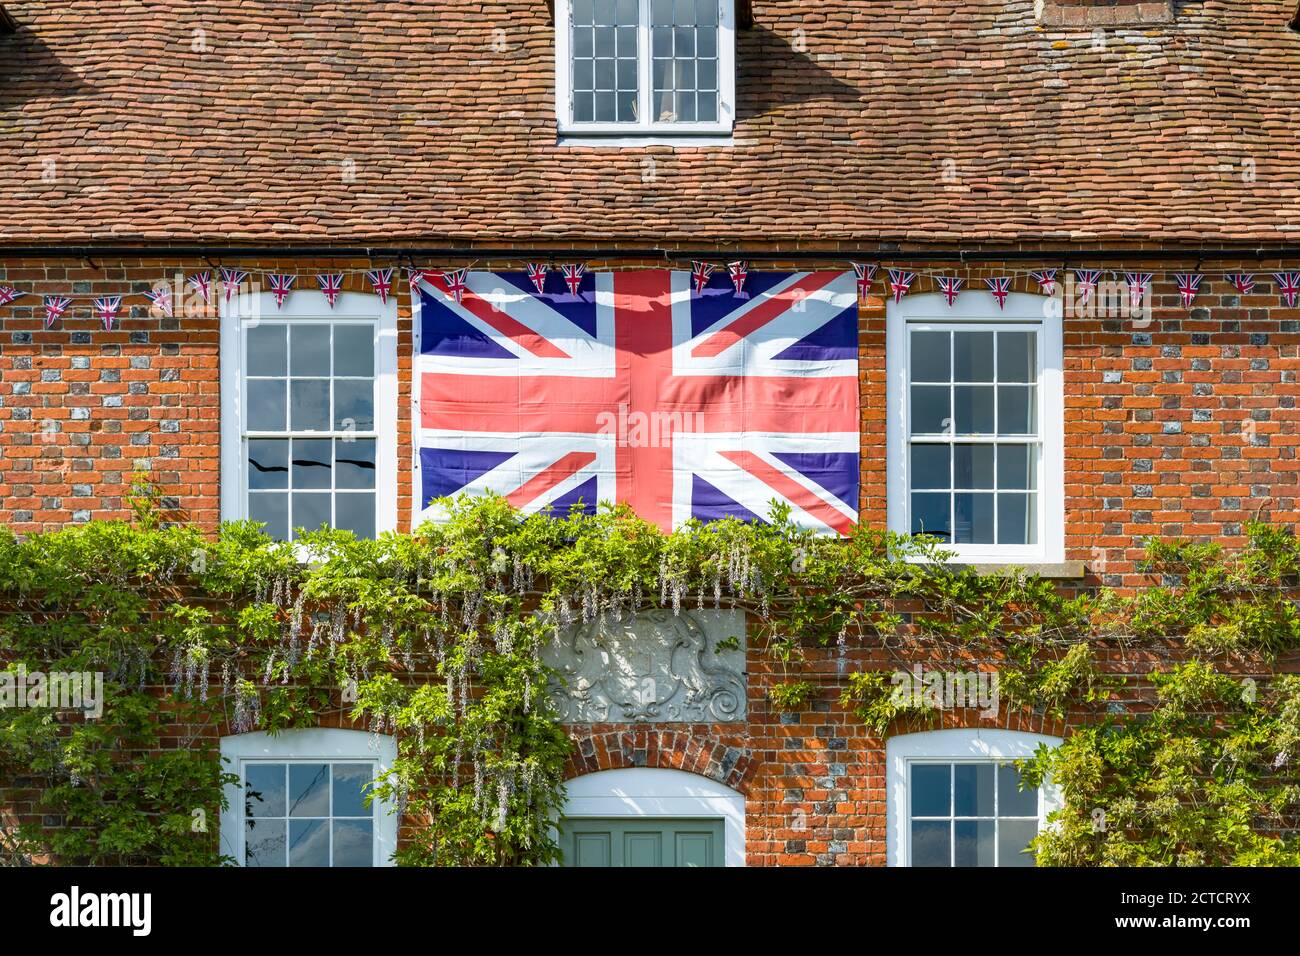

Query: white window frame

[220,289,398,539]
[886,291,1065,564]
[561,767,745,866]
[219,728,400,867]
[886,728,1063,868]
[554,0,736,140]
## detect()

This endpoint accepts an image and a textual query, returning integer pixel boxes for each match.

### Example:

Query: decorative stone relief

[543,609,746,723]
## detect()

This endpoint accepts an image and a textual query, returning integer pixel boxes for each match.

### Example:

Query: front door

[559,817,724,867]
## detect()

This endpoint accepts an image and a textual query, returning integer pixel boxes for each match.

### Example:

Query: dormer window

[556,0,736,140]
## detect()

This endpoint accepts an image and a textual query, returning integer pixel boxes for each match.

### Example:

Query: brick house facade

[2,1,1300,867]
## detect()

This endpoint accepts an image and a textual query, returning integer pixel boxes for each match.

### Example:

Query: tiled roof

[0,1,1299,247]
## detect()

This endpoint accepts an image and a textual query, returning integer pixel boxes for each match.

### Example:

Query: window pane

[910,385,950,434]
[247,379,287,432]
[617,90,637,122]
[616,57,637,90]
[290,379,330,431]
[953,385,994,434]
[954,820,996,867]
[697,0,719,25]
[615,0,638,23]
[911,492,951,540]
[953,492,995,544]
[335,494,376,540]
[289,818,330,867]
[334,379,374,431]
[333,325,374,377]
[595,92,617,121]
[954,764,995,816]
[249,493,288,541]
[595,26,616,57]
[998,819,1038,867]
[911,764,950,816]
[248,439,289,490]
[998,386,1036,435]
[244,763,286,817]
[675,27,695,56]
[290,324,331,376]
[698,58,717,90]
[998,493,1036,545]
[652,0,674,24]
[574,58,595,90]
[573,0,594,25]
[698,25,717,56]
[676,91,696,122]
[996,444,1035,490]
[247,324,286,377]
[697,94,717,122]
[910,820,950,867]
[653,26,672,57]
[289,763,330,817]
[335,439,377,489]
[574,92,595,122]
[998,331,1036,383]
[998,764,1039,817]
[291,438,332,489]
[293,493,331,535]
[573,25,594,56]
[595,58,615,89]
[245,818,286,867]
[674,0,697,24]
[953,444,994,490]
[910,444,950,490]
[953,331,995,382]
[332,764,373,818]
[333,820,374,867]
[910,330,950,382]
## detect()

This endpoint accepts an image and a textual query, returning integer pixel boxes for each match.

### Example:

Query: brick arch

[565,729,757,797]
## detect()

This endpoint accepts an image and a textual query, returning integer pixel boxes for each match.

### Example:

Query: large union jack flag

[413,269,860,534]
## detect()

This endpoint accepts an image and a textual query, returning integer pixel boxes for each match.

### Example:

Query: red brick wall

[3,252,1295,866]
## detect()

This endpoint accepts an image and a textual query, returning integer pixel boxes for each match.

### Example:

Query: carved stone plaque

[543,609,747,723]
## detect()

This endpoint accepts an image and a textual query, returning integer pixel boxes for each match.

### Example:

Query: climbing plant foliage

[1,485,1297,866]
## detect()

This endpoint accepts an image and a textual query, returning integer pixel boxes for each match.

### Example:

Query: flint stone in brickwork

[543,609,746,724]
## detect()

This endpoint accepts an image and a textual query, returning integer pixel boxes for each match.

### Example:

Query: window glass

[241,761,377,867]
[908,761,1040,867]
[907,326,1040,545]
[244,320,378,541]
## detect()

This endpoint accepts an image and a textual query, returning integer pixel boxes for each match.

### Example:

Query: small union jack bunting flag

[365,268,394,304]
[1174,273,1203,309]
[220,268,248,302]
[442,269,469,304]
[1030,269,1058,296]
[144,283,173,317]
[936,275,963,307]
[728,261,749,295]
[44,295,71,328]
[93,295,122,331]
[0,285,22,306]
[1227,273,1256,295]
[187,271,212,304]
[526,263,549,294]
[268,274,296,309]
[1125,272,1153,310]
[852,263,878,299]
[408,268,438,293]
[562,263,586,296]
[691,261,715,295]
[986,276,1012,309]
[1075,269,1101,305]
[317,273,344,307]
[1274,272,1300,308]
[887,269,915,304]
